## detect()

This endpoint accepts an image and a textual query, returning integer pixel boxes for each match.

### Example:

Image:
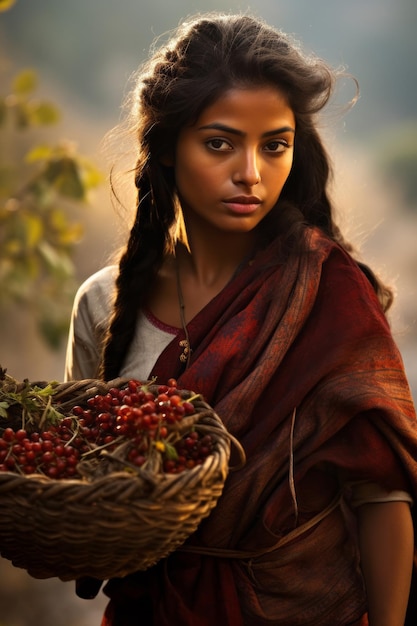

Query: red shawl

[100,228,417,625]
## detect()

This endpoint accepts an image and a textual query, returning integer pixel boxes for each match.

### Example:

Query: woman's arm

[358,501,414,626]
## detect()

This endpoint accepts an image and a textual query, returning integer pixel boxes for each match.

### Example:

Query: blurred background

[0,0,416,624]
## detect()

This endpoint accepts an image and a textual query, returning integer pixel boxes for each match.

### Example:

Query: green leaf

[81,162,104,190]
[57,222,84,246]
[12,70,38,97]
[45,403,65,423]
[32,383,58,397]
[30,102,60,126]
[25,144,54,163]
[0,401,10,418]
[44,158,85,199]
[58,174,85,199]
[37,240,73,276]
[164,441,179,461]
[23,213,44,249]
[46,207,70,233]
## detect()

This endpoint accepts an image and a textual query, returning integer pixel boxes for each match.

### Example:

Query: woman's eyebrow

[197,122,295,137]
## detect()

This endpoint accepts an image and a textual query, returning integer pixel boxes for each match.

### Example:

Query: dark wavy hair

[100,13,392,380]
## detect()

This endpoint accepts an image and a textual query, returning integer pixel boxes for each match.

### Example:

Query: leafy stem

[0,373,62,431]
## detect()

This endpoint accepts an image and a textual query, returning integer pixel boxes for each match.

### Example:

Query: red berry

[15,429,28,441]
[56,459,67,473]
[46,466,59,478]
[54,444,65,457]
[182,402,195,415]
[66,455,78,467]
[141,401,156,415]
[132,455,146,467]
[42,451,54,464]
[32,442,42,454]
[3,428,15,443]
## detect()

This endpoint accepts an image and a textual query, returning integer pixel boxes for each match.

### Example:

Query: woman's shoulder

[72,265,118,318]
[308,227,377,287]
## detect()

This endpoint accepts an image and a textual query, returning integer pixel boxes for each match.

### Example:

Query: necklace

[175,258,192,368]
[174,246,257,368]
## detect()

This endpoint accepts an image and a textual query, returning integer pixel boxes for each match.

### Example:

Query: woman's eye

[264,140,288,153]
[206,138,232,151]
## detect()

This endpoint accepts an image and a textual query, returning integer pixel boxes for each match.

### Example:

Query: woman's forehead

[192,86,295,132]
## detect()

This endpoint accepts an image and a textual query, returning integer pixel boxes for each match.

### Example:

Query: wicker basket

[0,375,242,581]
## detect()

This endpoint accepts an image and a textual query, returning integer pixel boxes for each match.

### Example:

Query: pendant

[179,339,191,364]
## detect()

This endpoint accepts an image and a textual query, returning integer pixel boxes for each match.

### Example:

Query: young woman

[65,13,417,626]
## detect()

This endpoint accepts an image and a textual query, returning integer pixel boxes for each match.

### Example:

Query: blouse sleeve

[64,266,117,381]
[349,481,413,508]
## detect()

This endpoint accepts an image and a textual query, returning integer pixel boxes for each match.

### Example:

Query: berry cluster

[0,379,214,479]
[0,421,81,478]
[163,430,214,474]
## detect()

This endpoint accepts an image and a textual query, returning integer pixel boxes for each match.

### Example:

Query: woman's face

[173,85,295,236]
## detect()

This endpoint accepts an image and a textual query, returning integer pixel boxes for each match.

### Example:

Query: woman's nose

[232,149,261,186]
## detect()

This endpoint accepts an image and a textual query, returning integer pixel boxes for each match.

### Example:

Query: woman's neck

[147,225,262,329]
[177,226,260,289]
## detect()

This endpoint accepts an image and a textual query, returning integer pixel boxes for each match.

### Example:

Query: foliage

[0,69,103,348]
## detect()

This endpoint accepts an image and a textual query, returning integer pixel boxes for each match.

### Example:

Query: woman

[66,13,417,625]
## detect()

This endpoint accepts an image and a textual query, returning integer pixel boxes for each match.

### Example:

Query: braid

[100,165,175,380]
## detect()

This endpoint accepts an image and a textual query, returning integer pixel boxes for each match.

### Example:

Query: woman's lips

[223,196,261,214]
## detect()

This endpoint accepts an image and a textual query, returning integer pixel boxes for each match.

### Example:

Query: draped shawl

[101,227,417,625]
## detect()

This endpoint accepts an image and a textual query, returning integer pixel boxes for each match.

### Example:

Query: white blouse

[64,265,178,382]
